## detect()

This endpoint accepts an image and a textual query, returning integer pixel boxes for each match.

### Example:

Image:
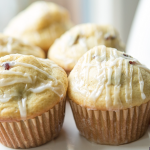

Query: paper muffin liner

[0,98,66,149]
[69,99,150,145]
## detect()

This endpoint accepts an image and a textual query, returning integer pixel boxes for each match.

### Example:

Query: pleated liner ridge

[0,98,66,149]
[69,99,150,145]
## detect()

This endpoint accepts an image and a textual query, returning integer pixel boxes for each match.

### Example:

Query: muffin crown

[0,34,45,58]
[68,45,150,110]
[49,24,125,71]
[0,54,68,121]
[4,1,70,33]
[3,1,72,51]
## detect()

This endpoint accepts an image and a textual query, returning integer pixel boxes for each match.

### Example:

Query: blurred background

[0,0,139,44]
[0,0,150,67]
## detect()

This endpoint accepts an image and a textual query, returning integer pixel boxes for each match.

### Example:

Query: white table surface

[0,102,150,150]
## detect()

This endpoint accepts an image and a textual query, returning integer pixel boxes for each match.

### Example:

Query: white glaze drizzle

[85,50,92,86]
[0,97,11,103]
[1,61,57,84]
[113,58,123,106]
[0,71,33,87]
[0,77,33,87]
[105,67,112,107]
[0,89,19,103]
[138,68,146,99]
[89,46,107,101]
[100,45,106,62]
[125,60,129,103]
[128,64,133,102]
[0,60,64,117]
[74,45,147,109]
[18,98,27,118]
[125,60,133,103]
[89,72,106,101]
[29,81,64,98]
[38,58,64,72]
[0,37,41,56]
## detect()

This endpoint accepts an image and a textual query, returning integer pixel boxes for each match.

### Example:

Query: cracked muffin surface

[0,34,45,58]
[3,1,73,51]
[48,24,125,72]
[68,45,150,110]
[0,54,68,121]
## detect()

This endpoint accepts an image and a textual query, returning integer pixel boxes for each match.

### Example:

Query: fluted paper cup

[69,99,150,145]
[0,98,66,149]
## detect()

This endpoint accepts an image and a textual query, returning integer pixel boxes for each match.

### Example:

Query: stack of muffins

[0,0,149,149]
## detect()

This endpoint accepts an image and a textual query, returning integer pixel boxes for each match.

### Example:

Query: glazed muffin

[0,54,68,148]
[0,34,45,58]
[48,24,125,74]
[3,1,73,51]
[68,45,150,145]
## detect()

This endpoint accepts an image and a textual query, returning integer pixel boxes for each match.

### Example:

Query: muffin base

[0,98,66,149]
[69,99,150,145]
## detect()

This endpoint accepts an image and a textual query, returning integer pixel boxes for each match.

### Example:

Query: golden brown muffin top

[0,54,68,121]
[48,24,125,72]
[3,1,73,51]
[0,34,45,58]
[68,45,150,110]
[4,1,70,33]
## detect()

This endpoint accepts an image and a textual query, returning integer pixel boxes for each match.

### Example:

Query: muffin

[48,24,125,74]
[68,45,150,145]
[0,34,45,58]
[3,1,73,52]
[0,54,68,148]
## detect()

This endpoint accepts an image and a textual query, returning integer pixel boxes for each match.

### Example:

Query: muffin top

[3,1,72,51]
[0,54,68,121]
[48,24,125,72]
[68,45,150,110]
[0,34,45,58]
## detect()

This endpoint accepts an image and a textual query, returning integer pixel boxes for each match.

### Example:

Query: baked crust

[0,34,45,58]
[48,24,125,71]
[3,1,73,51]
[0,54,68,121]
[68,46,150,110]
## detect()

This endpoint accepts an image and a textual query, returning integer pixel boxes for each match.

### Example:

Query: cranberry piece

[2,63,10,70]
[129,61,136,65]
[105,35,116,40]
[123,54,128,57]
[123,53,132,58]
